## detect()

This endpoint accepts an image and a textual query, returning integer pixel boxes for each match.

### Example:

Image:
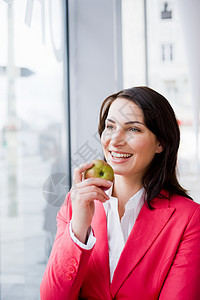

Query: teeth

[111,151,133,158]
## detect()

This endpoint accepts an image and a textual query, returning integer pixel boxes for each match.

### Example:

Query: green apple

[84,159,114,183]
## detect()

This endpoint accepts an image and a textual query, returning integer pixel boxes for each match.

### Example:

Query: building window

[161,2,172,19]
[161,44,174,61]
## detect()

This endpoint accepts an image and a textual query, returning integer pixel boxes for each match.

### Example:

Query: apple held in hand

[84,159,114,187]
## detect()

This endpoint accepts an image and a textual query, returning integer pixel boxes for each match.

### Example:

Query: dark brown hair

[98,86,192,209]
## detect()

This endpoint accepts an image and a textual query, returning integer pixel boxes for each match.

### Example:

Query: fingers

[71,162,113,205]
[80,185,110,201]
[73,161,94,185]
[71,181,111,203]
[73,177,112,201]
[70,162,113,237]
[77,177,113,189]
[75,186,110,203]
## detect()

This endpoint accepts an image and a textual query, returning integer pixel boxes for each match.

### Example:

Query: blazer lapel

[110,195,175,297]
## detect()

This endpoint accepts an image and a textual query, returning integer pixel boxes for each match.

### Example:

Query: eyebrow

[106,118,145,126]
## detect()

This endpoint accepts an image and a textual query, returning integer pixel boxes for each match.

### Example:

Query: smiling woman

[40,86,200,300]
[99,86,184,209]
[101,98,163,188]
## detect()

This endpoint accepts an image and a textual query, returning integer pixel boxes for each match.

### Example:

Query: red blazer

[40,190,200,300]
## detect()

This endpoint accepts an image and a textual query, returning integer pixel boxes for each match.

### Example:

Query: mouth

[109,151,133,162]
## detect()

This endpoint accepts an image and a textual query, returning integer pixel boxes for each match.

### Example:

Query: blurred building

[123,0,191,124]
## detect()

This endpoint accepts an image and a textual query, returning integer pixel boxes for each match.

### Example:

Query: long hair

[98,86,192,209]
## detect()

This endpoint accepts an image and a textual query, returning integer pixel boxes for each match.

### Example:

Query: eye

[106,124,114,130]
[128,127,141,132]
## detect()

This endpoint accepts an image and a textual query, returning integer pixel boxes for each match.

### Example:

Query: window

[161,43,174,61]
[0,1,69,299]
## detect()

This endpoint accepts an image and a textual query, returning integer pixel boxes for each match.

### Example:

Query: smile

[110,151,133,159]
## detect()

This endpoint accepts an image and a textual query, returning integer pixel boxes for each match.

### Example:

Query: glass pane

[0,1,68,299]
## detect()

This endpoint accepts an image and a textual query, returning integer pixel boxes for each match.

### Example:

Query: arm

[159,206,200,300]
[40,162,112,300]
[40,193,94,300]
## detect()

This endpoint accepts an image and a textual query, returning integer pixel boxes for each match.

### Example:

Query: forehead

[107,98,144,122]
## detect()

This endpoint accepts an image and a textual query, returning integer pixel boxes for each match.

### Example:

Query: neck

[112,174,143,219]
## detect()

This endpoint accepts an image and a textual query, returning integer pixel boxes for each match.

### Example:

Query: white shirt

[69,186,145,282]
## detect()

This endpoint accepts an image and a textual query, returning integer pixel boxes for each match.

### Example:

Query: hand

[70,162,112,244]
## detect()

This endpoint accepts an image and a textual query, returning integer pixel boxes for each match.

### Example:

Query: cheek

[101,128,113,142]
[100,132,109,149]
[129,137,147,150]
[130,136,157,153]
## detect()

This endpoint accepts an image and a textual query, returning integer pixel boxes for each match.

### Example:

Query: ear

[155,142,164,154]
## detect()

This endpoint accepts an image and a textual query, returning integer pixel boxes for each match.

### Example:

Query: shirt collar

[124,188,145,213]
[105,185,145,214]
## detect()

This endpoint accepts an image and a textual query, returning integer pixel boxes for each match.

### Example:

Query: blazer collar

[110,190,175,297]
[91,190,175,298]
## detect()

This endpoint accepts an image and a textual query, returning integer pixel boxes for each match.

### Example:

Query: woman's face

[101,98,163,180]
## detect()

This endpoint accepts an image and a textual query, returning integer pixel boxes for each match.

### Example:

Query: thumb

[73,161,94,184]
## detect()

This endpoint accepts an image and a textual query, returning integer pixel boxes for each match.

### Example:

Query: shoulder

[158,189,200,210]
[170,192,200,210]
[154,189,200,222]
[169,192,200,224]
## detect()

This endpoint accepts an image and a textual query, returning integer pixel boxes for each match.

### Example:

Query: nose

[110,128,126,147]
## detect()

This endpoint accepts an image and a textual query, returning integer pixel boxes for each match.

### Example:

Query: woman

[40,86,200,300]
